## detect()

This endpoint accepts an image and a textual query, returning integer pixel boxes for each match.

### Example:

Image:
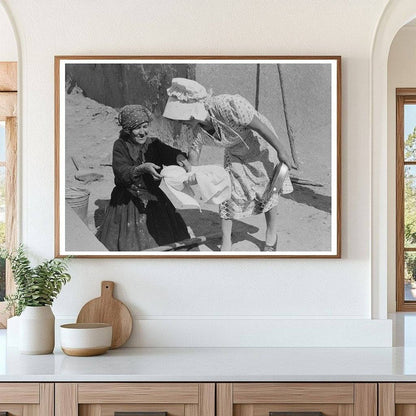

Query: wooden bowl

[60,323,112,356]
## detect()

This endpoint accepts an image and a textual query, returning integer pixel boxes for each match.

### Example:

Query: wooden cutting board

[76,281,133,349]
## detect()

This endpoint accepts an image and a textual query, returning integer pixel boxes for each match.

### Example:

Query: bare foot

[265,233,278,247]
[263,235,278,251]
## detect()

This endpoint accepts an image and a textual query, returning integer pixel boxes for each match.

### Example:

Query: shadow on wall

[66,64,194,113]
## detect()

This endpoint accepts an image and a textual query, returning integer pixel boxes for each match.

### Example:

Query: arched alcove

[371,0,416,319]
[386,19,416,314]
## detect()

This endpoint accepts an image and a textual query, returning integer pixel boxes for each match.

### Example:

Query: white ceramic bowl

[60,323,112,356]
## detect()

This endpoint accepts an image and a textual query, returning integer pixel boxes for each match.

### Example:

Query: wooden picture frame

[55,56,341,258]
[0,61,17,327]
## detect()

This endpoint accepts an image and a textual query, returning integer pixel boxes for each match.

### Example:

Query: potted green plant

[1,245,71,354]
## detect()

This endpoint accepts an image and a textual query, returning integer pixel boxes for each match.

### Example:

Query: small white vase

[19,306,55,354]
[6,315,20,347]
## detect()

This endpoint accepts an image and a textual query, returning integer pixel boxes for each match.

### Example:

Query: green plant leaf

[3,245,71,315]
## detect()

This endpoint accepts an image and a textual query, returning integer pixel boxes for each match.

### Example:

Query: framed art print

[55,56,341,258]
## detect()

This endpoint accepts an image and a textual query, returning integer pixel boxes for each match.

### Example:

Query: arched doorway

[371,0,416,319]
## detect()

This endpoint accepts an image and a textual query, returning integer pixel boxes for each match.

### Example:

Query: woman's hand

[276,149,295,170]
[187,173,197,185]
[249,114,296,170]
[136,163,162,180]
[176,155,197,184]
[176,154,192,172]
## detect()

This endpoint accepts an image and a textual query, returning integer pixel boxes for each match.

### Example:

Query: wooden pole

[187,64,196,80]
[145,233,221,252]
[255,64,260,110]
[277,64,299,168]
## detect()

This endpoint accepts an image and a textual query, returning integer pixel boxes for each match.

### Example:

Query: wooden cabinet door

[55,383,215,416]
[379,383,416,416]
[217,383,377,416]
[0,383,53,416]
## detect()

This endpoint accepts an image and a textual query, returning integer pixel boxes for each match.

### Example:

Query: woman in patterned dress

[163,78,294,252]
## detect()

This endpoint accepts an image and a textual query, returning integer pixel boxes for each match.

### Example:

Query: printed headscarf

[118,105,152,131]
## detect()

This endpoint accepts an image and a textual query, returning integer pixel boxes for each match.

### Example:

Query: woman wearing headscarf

[163,78,294,251]
[97,104,191,251]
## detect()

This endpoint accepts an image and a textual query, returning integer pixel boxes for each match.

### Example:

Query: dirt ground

[64,88,332,253]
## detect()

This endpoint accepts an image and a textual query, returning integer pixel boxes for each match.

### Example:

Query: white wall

[0,0,393,346]
[387,25,416,312]
[0,3,17,61]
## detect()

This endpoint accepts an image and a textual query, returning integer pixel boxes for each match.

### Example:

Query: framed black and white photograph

[55,56,341,258]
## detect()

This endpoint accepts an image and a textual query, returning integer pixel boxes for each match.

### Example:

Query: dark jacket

[112,135,186,198]
[97,135,190,251]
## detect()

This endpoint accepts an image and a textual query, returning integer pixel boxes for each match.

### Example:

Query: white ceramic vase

[19,305,55,354]
[6,315,20,347]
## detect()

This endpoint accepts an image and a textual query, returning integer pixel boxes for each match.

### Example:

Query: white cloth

[159,166,200,210]
[159,165,231,210]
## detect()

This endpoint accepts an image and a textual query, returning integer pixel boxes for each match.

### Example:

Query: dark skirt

[97,186,190,251]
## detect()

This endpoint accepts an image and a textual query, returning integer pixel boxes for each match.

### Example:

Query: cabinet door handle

[270,413,324,416]
[115,412,167,416]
